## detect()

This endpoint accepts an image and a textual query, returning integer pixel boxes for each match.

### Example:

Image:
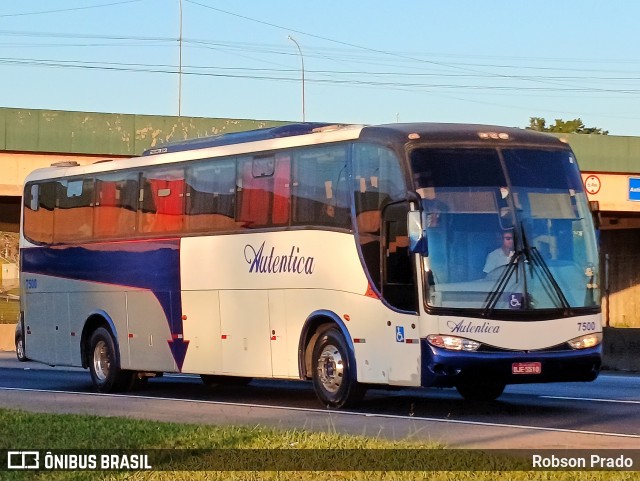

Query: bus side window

[139,168,185,234]
[95,173,138,239]
[23,182,55,244]
[292,145,350,228]
[185,159,237,233]
[237,154,290,228]
[237,156,273,228]
[353,143,406,291]
[54,178,95,243]
[272,155,291,225]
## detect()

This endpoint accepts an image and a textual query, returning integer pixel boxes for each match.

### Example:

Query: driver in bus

[483,230,515,274]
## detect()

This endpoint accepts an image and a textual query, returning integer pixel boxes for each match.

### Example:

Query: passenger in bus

[321,202,349,226]
[323,203,336,219]
[483,230,515,274]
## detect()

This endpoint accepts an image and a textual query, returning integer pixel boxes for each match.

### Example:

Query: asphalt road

[0,352,638,450]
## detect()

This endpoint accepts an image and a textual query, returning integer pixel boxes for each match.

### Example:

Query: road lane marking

[540,395,640,405]
[1,386,640,440]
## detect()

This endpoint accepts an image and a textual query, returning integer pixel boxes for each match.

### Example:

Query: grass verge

[0,408,636,480]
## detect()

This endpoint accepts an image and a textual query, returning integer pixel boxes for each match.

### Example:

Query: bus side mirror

[408,211,428,255]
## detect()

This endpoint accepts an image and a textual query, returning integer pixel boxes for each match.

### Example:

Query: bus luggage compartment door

[219,290,272,377]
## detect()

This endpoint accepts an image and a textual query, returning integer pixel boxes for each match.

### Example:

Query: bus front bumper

[420,339,602,388]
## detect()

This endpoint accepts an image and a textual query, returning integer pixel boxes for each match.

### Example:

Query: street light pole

[178,0,183,118]
[287,35,305,122]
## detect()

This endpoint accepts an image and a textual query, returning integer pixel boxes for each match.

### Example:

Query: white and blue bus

[19,122,602,407]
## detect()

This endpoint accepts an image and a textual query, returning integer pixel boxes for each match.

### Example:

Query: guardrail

[602,327,640,372]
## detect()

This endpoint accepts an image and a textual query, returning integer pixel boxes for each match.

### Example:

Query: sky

[1,0,640,136]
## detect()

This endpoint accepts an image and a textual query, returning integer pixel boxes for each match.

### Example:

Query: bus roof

[359,122,569,148]
[142,122,342,156]
[24,122,569,183]
[143,121,568,157]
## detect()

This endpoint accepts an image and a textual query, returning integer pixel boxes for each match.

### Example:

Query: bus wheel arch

[299,312,365,408]
[299,311,353,379]
[81,314,140,393]
[300,317,334,380]
[81,313,116,369]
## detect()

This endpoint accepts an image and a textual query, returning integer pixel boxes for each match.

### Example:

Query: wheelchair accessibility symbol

[508,293,524,309]
[396,326,405,343]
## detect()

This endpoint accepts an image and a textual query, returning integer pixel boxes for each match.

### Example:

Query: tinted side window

[237,153,290,228]
[23,182,56,244]
[292,145,350,228]
[54,178,94,242]
[139,168,185,234]
[94,172,138,239]
[352,144,406,289]
[185,158,237,233]
[353,143,406,214]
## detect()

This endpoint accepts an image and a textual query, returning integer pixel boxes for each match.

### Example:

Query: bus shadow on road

[136,376,574,424]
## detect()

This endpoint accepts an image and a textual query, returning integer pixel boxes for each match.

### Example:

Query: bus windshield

[410,147,600,314]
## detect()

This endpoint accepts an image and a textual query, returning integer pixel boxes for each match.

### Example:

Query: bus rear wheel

[15,332,28,362]
[456,382,505,401]
[89,327,137,393]
[311,328,365,408]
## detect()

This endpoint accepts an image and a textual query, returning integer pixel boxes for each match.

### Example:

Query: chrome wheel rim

[16,339,24,359]
[93,340,110,382]
[316,344,344,393]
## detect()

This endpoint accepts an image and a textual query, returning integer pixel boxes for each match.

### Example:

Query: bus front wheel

[88,327,136,393]
[311,328,365,408]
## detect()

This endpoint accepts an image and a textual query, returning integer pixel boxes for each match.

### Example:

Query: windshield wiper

[520,226,572,314]
[530,247,572,313]
[483,224,573,315]
[483,250,521,316]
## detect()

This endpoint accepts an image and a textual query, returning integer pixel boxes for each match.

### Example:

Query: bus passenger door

[382,203,418,312]
[382,202,421,386]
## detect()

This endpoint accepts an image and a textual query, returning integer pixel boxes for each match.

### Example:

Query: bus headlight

[567,333,602,350]
[427,335,481,352]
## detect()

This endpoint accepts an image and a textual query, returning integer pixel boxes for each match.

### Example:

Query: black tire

[88,327,136,392]
[15,333,28,362]
[456,382,505,401]
[200,374,252,387]
[311,328,365,408]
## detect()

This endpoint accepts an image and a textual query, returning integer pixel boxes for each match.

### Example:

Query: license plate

[512,362,542,375]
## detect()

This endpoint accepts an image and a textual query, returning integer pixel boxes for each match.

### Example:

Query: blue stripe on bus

[22,239,189,370]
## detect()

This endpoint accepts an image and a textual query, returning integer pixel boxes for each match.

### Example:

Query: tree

[526,117,608,135]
